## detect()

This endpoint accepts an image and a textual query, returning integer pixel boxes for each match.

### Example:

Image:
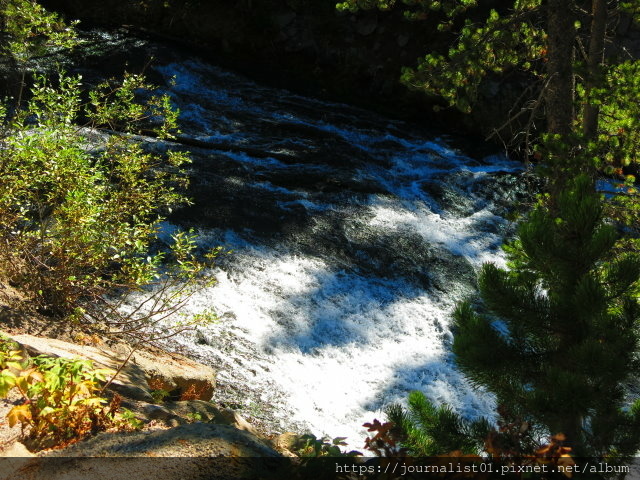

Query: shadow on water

[261,268,427,353]
[144,46,532,434]
[359,356,495,421]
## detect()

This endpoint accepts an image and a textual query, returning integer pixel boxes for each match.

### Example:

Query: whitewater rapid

[114,53,531,448]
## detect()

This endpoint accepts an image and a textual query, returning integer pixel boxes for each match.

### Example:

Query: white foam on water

[157,62,250,110]
[136,217,506,449]
[145,221,501,447]
[176,223,502,439]
[367,201,506,268]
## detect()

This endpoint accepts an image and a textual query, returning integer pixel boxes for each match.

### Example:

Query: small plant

[147,377,171,403]
[185,412,203,422]
[179,382,211,401]
[150,389,171,404]
[120,407,145,430]
[293,434,361,457]
[0,337,141,450]
[362,418,407,457]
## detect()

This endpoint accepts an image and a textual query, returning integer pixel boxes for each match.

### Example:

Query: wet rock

[339,223,477,293]
[194,329,211,346]
[472,171,541,215]
[421,180,476,217]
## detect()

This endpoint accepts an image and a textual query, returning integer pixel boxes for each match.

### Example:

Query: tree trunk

[545,0,576,136]
[582,0,608,141]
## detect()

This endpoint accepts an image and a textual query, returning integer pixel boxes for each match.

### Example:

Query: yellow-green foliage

[0,1,222,327]
[0,335,141,450]
[0,71,193,315]
[0,0,78,64]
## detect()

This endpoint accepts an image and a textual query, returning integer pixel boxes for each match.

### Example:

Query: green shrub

[0,71,199,318]
[0,0,219,358]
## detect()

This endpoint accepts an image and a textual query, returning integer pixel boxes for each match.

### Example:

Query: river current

[80,30,533,447]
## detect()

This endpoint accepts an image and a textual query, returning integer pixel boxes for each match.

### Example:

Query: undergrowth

[0,334,142,450]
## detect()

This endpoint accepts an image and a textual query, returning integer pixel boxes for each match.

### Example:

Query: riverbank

[0,280,303,471]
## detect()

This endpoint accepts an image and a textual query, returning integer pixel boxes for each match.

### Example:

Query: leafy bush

[0,337,141,450]
[0,69,220,346]
[0,71,196,316]
[0,2,220,343]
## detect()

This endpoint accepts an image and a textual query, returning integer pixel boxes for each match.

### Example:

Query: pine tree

[452,174,640,456]
[385,390,491,456]
[335,0,640,176]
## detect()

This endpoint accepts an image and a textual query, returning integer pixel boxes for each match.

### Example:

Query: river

[78,29,533,448]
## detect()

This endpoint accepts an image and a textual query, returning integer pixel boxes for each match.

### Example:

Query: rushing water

[79,31,534,446]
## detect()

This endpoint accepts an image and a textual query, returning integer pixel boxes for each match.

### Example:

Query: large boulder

[48,422,280,457]
[129,348,216,401]
[1,424,284,480]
